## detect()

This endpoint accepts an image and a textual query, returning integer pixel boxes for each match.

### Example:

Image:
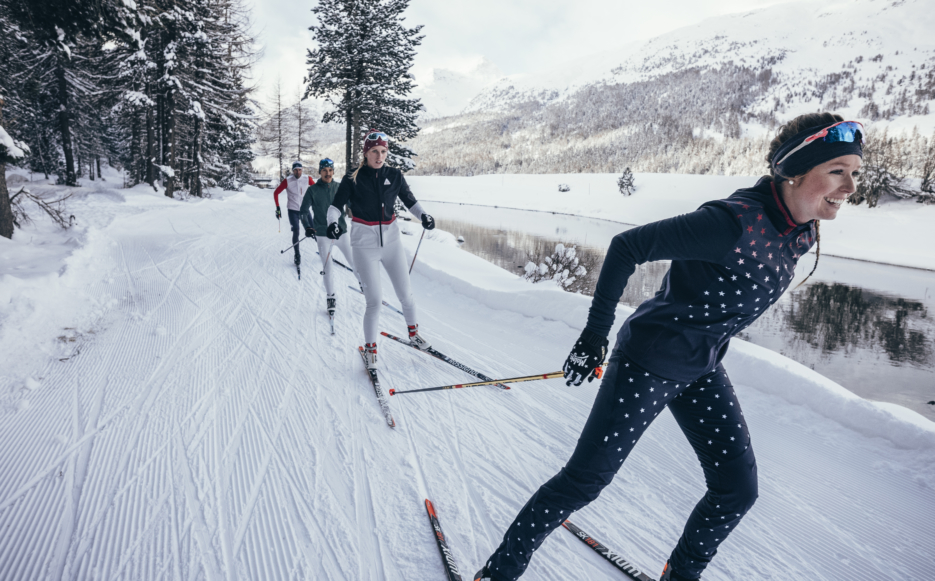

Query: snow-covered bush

[617,167,635,195]
[523,243,595,294]
[558,183,570,192]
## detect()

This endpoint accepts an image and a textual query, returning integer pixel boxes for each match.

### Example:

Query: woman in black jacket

[326,130,435,369]
[474,112,864,581]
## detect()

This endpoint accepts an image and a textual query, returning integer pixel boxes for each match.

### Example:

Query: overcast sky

[245,0,794,107]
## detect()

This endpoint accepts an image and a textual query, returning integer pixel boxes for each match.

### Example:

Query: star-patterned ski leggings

[485,353,758,581]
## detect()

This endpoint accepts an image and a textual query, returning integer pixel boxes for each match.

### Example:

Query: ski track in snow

[0,188,933,580]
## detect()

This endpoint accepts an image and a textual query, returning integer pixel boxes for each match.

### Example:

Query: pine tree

[305,0,423,172]
[3,0,139,186]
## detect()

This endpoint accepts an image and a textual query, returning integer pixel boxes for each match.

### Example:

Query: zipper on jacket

[376,169,384,247]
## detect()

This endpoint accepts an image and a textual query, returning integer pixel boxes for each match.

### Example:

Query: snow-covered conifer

[305,0,424,171]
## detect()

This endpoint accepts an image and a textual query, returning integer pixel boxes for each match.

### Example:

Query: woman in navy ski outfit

[474,113,864,581]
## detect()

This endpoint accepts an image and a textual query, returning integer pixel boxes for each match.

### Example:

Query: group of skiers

[272,130,435,368]
[274,114,864,581]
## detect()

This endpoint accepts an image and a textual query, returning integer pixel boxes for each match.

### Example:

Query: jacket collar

[749,176,811,236]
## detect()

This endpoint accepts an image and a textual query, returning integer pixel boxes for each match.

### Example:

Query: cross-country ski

[381,331,510,390]
[349,285,405,317]
[561,521,654,581]
[2,2,934,581]
[425,499,464,581]
[358,346,396,428]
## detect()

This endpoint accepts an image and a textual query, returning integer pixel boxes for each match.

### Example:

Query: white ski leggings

[353,238,417,344]
[316,235,359,296]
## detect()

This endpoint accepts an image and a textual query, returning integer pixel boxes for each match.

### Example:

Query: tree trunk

[192,117,203,197]
[55,58,77,186]
[0,162,13,239]
[164,88,176,198]
[351,110,361,166]
[130,111,141,185]
[345,94,353,171]
[145,100,155,187]
[96,156,102,181]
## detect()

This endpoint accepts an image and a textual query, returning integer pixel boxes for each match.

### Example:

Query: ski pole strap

[409,229,426,274]
[389,371,565,396]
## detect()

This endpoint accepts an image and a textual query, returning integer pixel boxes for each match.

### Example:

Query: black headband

[771,123,863,178]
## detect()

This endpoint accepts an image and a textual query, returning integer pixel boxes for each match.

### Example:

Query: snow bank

[408,173,935,271]
[401,226,935,450]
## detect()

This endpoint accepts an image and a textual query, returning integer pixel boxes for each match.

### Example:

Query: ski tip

[388,388,395,396]
[425,498,436,516]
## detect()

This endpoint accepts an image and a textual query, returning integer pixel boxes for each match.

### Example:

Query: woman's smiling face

[782,154,862,223]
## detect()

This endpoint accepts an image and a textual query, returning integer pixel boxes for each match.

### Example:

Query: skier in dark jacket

[326,130,436,369]
[302,158,362,315]
[474,112,864,581]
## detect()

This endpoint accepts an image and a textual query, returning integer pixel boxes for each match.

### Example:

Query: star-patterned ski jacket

[586,176,816,382]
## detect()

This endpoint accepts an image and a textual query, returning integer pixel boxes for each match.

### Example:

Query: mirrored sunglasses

[775,121,864,168]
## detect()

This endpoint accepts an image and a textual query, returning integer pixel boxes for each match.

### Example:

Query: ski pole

[280,236,308,254]
[409,229,426,274]
[389,367,606,395]
[321,241,334,275]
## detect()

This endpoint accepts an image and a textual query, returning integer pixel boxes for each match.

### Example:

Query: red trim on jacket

[352,215,396,226]
[770,181,800,235]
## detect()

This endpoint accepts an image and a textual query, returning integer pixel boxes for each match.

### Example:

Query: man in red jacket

[273,161,315,265]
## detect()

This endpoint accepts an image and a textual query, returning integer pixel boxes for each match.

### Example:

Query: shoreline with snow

[408,173,935,272]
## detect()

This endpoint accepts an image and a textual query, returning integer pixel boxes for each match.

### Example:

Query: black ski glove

[305,226,316,239]
[563,328,608,386]
[276,206,282,220]
[421,213,435,230]
[326,222,342,240]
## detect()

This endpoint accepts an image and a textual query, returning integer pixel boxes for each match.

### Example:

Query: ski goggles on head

[365,131,389,143]
[773,121,864,168]
[319,158,334,170]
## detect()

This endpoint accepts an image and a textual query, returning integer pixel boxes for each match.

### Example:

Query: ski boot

[364,342,377,370]
[294,252,301,266]
[660,561,698,581]
[408,324,431,351]
[472,566,493,581]
[326,294,336,316]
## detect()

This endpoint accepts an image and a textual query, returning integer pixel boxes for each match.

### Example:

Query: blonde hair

[350,157,368,183]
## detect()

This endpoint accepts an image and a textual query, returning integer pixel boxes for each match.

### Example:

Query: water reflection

[433,209,935,418]
[441,216,671,306]
[781,283,931,367]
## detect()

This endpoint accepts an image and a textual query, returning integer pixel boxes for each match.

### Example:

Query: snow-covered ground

[1,174,934,580]
[408,173,935,272]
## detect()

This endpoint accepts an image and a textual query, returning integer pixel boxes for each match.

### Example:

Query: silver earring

[788,180,794,185]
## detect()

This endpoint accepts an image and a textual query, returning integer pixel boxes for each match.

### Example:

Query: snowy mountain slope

[412,57,505,120]
[0,181,933,580]
[464,0,935,130]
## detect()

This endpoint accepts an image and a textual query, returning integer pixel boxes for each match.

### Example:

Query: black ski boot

[327,295,336,315]
[472,566,493,581]
[294,252,301,266]
[660,561,698,581]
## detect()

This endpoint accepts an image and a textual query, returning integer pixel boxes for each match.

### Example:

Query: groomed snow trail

[1,188,933,580]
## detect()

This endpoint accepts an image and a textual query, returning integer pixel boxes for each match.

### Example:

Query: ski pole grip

[594,366,604,379]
